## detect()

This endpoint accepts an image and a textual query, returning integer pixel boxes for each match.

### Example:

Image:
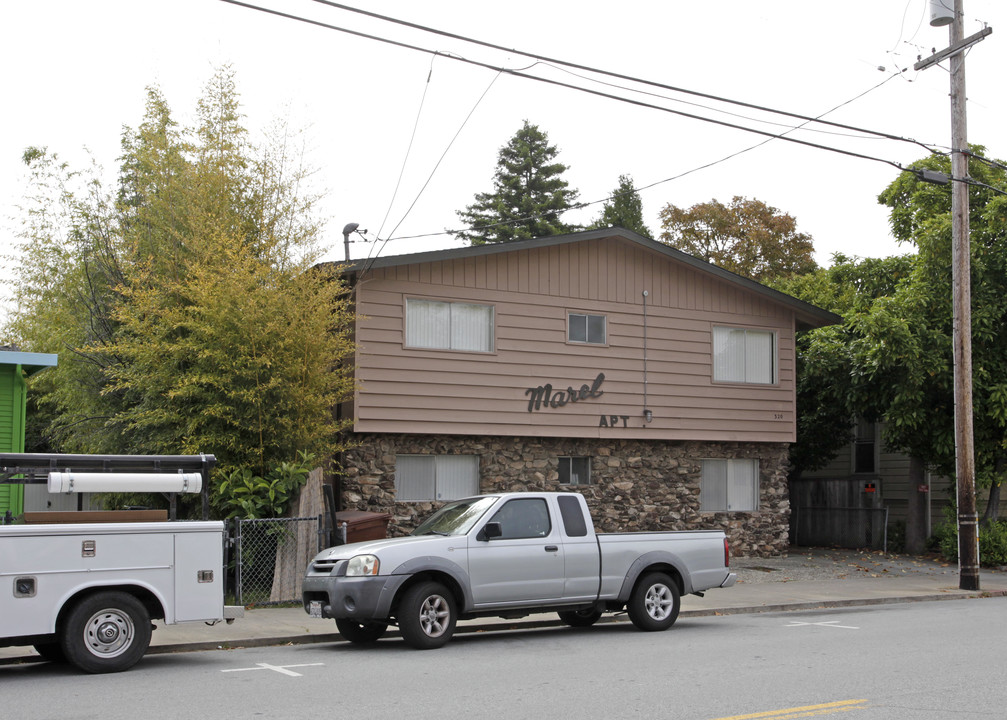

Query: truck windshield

[411,497,499,537]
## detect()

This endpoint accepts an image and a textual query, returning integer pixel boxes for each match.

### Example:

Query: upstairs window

[568,313,606,345]
[713,327,777,385]
[406,299,494,352]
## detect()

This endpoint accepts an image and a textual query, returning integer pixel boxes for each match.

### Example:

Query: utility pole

[915,0,990,591]
[948,0,980,592]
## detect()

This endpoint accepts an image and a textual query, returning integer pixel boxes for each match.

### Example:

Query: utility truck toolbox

[0,452,243,674]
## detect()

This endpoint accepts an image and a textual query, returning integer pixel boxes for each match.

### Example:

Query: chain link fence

[232,516,328,606]
[792,506,889,552]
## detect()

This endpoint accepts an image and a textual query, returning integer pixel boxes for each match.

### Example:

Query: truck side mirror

[480,522,502,541]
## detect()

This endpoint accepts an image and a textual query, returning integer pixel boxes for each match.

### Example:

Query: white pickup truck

[0,453,243,673]
[303,491,736,649]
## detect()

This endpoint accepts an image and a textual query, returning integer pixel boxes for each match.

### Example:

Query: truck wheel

[558,608,603,627]
[398,581,456,650]
[336,618,388,644]
[61,591,152,673]
[627,572,680,632]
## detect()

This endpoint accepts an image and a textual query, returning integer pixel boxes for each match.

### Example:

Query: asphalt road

[2,595,1003,720]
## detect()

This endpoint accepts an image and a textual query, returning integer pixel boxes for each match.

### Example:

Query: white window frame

[568,312,607,345]
[395,455,480,502]
[700,458,760,512]
[558,456,591,485]
[405,298,494,353]
[712,326,777,385]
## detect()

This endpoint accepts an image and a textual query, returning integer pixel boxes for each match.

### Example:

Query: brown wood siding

[352,237,798,442]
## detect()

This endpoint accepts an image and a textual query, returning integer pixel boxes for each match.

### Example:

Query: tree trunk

[269,467,325,603]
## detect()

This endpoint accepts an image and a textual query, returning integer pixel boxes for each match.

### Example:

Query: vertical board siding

[356,238,798,442]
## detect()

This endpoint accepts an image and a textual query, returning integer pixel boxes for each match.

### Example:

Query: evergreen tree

[591,174,651,238]
[455,120,580,245]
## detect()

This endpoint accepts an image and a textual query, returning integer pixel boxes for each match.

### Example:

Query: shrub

[214,451,315,519]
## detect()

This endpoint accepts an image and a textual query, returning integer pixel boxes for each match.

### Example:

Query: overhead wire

[306,0,942,155]
[221,0,923,173]
[219,0,1004,244]
[359,62,506,279]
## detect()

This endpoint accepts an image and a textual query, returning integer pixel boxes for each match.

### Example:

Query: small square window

[559,457,591,485]
[569,313,606,344]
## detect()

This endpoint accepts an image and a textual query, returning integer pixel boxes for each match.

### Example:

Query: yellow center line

[708,699,869,720]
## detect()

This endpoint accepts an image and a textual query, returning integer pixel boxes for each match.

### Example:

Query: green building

[0,349,58,517]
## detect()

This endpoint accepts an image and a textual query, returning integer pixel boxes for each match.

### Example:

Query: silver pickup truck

[302,492,736,649]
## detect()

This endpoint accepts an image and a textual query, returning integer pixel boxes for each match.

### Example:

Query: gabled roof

[339,227,841,331]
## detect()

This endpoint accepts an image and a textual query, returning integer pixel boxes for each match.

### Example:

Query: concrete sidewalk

[4,551,1006,663]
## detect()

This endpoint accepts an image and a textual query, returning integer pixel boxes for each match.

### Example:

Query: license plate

[309,601,323,618]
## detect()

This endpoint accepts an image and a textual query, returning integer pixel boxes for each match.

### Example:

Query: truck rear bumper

[720,572,738,588]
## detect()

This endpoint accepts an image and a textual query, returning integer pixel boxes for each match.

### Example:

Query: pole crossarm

[914,26,993,71]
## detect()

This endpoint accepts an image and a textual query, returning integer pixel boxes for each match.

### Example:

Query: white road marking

[785,620,859,630]
[222,662,324,677]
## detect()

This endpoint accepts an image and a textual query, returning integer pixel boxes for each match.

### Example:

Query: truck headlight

[346,554,380,576]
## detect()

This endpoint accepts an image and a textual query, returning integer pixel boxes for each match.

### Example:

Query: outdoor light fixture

[643,409,653,423]
[47,471,203,494]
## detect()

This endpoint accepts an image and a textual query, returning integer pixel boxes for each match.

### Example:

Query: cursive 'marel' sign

[525,372,605,412]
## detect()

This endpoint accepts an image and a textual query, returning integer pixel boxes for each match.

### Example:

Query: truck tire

[60,591,152,673]
[558,608,603,627]
[336,618,388,644]
[397,581,456,650]
[32,641,66,663]
[627,572,680,632]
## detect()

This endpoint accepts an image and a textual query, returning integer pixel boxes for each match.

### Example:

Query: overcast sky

[2,0,1003,298]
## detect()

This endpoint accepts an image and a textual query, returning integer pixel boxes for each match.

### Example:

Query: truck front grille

[311,558,342,574]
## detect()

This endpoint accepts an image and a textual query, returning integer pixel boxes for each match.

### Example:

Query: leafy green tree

[455,120,580,245]
[773,253,916,479]
[780,147,1007,526]
[658,196,817,281]
[872,147,1007,520]
[6,147,129,452]
[590,174,651,238]
[4,67,356,515]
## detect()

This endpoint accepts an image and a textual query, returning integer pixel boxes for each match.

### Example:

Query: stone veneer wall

[339,434,791,557]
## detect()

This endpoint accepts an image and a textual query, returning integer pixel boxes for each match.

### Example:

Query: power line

[307,0,940,155]
[221,0,917,174]
[218,0,1004,246]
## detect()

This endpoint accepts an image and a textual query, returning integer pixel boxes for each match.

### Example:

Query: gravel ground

[732,547,969,584]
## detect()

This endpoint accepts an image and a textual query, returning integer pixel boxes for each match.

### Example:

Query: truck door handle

[544,545,558,552]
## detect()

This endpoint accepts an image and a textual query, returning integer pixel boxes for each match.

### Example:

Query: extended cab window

[488,498,551,539]
[557,495,588,537]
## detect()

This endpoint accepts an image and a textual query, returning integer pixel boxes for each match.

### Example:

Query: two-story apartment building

[330,228,838,556]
